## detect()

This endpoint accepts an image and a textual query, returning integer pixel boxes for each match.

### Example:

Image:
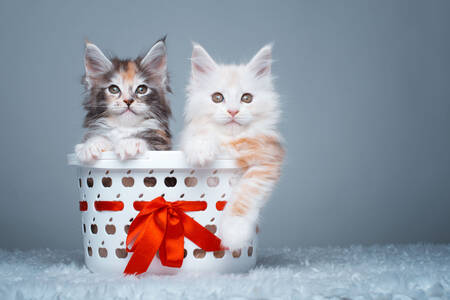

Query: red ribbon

[124,196,223,275]
[94,201,124,211]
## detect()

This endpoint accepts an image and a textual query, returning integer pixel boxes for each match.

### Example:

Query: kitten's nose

[123,99,134,107]
[227,110,239,117]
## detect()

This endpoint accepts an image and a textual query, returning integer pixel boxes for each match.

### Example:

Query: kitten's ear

[247,44,273,78]
[141,38,167,75]
[84,42,112,79]
[191,43,217,78]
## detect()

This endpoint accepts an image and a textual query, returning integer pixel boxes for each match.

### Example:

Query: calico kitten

[75,38,171,163]
[180,44,285,250]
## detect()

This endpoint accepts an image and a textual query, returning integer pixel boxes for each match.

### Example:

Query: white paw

[75,137,112,163]
[219,215,255,250]
[183,139,217,167]
[115,138,148,160]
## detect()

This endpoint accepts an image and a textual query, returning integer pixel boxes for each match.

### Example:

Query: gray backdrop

[0,0,449,250]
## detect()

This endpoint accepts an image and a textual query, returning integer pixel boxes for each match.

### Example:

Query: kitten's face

[83,39,170,127]
[102,61,154,118]
[186,44,279,132]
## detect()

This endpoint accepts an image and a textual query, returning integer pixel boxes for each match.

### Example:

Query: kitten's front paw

[219,215,255,250]
[115,138,148,160]
[75,137,112,163]
[183,140,217,167]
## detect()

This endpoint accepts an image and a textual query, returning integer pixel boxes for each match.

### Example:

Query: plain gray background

[0,0,449,250]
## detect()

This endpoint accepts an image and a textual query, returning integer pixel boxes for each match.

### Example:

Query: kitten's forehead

[217,65,245,86]
[108,59,146,87]
[120,61,138,82]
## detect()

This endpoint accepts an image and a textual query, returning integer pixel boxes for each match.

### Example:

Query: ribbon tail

[124,210,167,275]
[180,212,223,251]
[159,213,185,268]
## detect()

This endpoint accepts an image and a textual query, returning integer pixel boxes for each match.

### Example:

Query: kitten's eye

[108,85,120,94]
[212,92,224,103]
[241,93,253,103]
[136,85,148,95]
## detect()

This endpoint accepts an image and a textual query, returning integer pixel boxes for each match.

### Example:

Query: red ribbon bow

[124,196,223,275]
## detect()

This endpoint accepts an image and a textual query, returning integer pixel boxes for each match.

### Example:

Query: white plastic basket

[67,151,257,275]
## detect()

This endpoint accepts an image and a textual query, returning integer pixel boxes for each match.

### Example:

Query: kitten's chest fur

[216,124,279,144]
[107,126,143,144]
[216,126,281,160]
[92,118,161,144]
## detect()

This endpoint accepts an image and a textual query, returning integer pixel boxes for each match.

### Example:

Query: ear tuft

[84,42,112,78]
[141,38,167,74]
[191,43,217,77]
[247,44,273,78]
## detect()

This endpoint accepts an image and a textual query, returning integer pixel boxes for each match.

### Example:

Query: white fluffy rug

[1,244,449,300]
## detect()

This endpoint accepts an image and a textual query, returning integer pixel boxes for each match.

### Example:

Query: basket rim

[67,151,238,169]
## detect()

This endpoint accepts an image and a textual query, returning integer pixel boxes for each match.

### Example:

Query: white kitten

[181,44,285,250]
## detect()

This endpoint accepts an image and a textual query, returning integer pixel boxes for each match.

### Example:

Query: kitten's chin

[225,120,241,126]
[221,120,248,135]
[114,111,144,126]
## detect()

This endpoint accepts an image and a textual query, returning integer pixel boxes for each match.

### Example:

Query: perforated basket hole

[207,177,219,187]
[105,224,116,235]
[193,249,206,258]
[102,177,112,187]
[83,224,86,233]
[229,176,240,187]
[99,247,108,258]
[144,177,157,187]
[248,246,253,257]
[78,178,82,188]
[184,249,187,258]
[124,225,130,234]
[87,246,92,256]
[139,193,143,198]
[180,193,184,198]
[115,248,128,259]
[87,178,94,188]
[122,177,134,187]
[91,224,98,234]
[221,193,226,198]
[184,177,197,187]
[232,249,241,258]
[216,201,227,211]
[213,250,225,258]
[205,224,217,234]
[164,177,177,187]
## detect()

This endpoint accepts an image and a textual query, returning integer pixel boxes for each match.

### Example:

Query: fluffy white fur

[2,244,449,299]
[180,44,282,250]
[181,44,280,164]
